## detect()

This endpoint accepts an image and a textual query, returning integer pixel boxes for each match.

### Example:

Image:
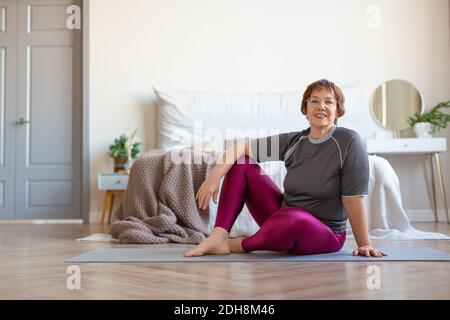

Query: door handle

[16,118,30,125]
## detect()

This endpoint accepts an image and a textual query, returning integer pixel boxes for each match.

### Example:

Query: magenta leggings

[215,155,346,255]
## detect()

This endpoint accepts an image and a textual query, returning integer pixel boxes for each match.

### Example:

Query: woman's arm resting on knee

[211,138,254,178]
[196,138,253,209]
[342,196,388,258]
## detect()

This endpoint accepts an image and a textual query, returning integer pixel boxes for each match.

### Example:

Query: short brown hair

[301,79,345,122]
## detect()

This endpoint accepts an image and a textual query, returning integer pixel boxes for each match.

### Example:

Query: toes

[184,249,199,257]
[184,248,204,257]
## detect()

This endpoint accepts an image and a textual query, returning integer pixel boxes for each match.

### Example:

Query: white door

[0,0,82,220]
[0,0,16,219]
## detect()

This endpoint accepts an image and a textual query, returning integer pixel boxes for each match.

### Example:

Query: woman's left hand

[353,245,388,258]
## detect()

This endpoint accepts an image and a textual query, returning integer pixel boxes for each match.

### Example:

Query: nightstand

[98,173,129,224]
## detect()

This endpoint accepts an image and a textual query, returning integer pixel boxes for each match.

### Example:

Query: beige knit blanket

[110,147,218,244]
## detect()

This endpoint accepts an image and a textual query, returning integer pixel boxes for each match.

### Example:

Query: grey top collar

[308,125,337,144]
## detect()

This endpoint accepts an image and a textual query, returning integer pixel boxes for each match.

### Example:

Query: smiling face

[305,88,338,130]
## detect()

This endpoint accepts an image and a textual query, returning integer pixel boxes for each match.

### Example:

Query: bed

[152,86,449,240]
[109,87,449,243]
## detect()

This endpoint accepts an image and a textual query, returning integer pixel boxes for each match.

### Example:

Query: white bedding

[352,155,449,240]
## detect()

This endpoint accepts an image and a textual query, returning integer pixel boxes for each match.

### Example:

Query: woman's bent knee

[228,155,258,175]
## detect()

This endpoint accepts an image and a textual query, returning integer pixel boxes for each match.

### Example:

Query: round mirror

[370,79,424,132]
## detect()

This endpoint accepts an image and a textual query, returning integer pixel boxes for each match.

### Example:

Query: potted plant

[108,130,141,173]
[407,100,450,138]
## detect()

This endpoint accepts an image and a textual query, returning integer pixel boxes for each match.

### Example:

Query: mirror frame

[369,79,425,133]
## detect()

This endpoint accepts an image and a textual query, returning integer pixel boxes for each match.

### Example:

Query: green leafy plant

[407,100,450,132]
[108,130,141,160]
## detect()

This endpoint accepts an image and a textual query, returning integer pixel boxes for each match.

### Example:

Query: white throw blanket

[351,155,449,240]
[208,155,450,240]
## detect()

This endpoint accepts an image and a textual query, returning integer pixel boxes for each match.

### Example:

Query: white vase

[413,122,432,138]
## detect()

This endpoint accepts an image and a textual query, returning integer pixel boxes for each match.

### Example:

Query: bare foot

[229,237,246,253]
[184,227,231,257]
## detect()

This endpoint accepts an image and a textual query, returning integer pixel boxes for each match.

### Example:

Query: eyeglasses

[306,97,337,108]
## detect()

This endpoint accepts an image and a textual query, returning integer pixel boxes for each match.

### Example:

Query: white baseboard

[0,219,83,224]
[1,212,113,224]
[406,209,449,222]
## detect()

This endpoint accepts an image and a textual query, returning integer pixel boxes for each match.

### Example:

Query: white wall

[88,0,450,222]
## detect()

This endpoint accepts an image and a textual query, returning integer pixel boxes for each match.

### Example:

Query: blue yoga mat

[66,247,450,263]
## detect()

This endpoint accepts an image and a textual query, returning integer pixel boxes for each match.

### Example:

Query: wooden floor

[0,222,449,299]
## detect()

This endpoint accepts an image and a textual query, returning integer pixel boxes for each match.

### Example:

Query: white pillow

[153,84,364,151]
[154,87,307,150]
